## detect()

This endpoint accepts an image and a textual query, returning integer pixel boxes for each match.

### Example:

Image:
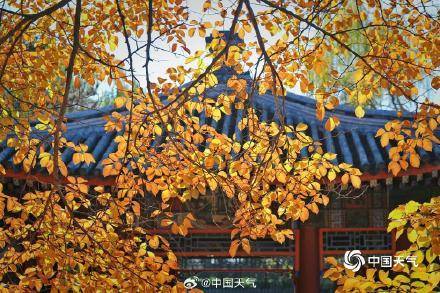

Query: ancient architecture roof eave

[0,84,439,181]
[2,162,439,188]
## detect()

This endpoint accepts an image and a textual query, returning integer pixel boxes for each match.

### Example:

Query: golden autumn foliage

[0,0,438,291]
[324,197,440,292]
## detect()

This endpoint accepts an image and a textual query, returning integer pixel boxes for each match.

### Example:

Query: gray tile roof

[1,86,439,178]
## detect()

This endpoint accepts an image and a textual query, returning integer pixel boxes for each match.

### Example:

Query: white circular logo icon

[343,250,366,272]
[183,277,198,289]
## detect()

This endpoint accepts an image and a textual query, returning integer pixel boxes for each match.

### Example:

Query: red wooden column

[298,225,320,292]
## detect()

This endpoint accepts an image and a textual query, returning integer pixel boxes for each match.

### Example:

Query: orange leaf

[229,240,239,257]
[132,201,141,216]
[241,238,251,254]
[409,153,420,168]
[350,175,361,188]
[160,219,173,227]
[300,208,309,222]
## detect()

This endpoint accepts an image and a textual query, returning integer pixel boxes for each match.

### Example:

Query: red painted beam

[2,164,439,187]
[360,164,440,181]
[2,169,115,186]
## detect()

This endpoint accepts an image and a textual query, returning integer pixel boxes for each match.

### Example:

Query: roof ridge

[284,92,413,120]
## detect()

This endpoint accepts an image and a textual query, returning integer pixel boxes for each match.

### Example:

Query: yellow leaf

[353,69,364,82]
[407,229,417,242]
[154,125,163,136]
[276,171,286,183]
[327,169,336,181]
[295,123,308,132]
[394,275,410,284]
[35,124,47,131]
[422,139,432,151]
[115,96,126,108]
[366,268,376,281]
[378,270,390,285]
[207,74,218,87]
[162,189,171,202]
[207,178,218,190]
[405,201,419,214]
[7,197,21,212]
[388,207,404,220]
[72,153,81,165]
[149,235,159,249]
[325,257,338,266]
[212,108,221,122]
[343,278,358,290]
[109,35,118,51]
[426,248,435,263]
[380,134,390,147]
[188,27,195,37]
[355,106,365,118]
[350,175,361,188]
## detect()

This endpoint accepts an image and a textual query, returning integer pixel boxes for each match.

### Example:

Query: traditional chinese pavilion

[1,35,439,292]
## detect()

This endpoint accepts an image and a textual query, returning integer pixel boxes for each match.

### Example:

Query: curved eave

[0,85,438,179]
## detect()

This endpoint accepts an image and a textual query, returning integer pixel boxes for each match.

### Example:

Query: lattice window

[181,257,294,270]
[328,210,345,228]
[165,233,295,253]
[322,230,392,251]
[370,209,387,227]
[329,197,342,209]
[343,196,369,209]
[346,209,369,227]
[371,193,387,208]
[178,257,296,291]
